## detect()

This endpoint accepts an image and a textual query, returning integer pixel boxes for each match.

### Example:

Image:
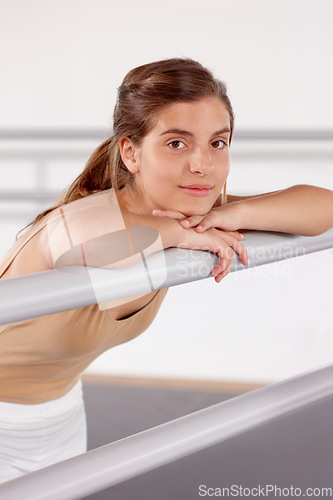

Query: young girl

[0,57,332,483]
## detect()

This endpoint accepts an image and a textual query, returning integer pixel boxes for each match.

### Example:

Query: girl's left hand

[152,205,244,238]
[152,206,248,281]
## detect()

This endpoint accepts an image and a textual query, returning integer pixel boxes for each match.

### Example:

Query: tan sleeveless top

[0,194,168,404]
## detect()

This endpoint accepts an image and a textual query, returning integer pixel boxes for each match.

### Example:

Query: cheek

[225,162,231,178]
[218,155,230,180]
[143,153,178,185]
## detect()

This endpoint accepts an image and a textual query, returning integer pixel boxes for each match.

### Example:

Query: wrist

[226,200,250,231]
[121,209,182,249]
[157,217,184,248]
[237,200,249,230]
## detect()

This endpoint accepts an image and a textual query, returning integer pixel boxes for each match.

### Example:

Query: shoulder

[226,194,245,203]
[226,193,258,203]
[43,190,129,268]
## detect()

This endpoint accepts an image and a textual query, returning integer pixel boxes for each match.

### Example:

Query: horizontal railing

[0,128,332,215]
[1,128,333,140]
[0,228,332,325]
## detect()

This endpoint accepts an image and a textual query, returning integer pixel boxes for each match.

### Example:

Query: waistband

[0,379,83,418]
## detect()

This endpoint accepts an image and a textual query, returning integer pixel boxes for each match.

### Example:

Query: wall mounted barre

[0,228,332,326]
[0,363,332,500]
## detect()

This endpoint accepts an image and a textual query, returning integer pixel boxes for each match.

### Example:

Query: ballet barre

[0,228,332,325]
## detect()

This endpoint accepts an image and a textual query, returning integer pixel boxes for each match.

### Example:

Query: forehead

[152,96,230,134]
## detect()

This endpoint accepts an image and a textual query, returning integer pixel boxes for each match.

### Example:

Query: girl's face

[119,96,231,216]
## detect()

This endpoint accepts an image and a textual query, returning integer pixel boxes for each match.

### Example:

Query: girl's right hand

[175,225,249,283]
[123,210,248,283]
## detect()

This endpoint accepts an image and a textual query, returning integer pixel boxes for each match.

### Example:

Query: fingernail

[181,220,190,225]
[197,225,204,231]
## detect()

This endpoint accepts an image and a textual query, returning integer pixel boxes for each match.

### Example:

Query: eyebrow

[159,127,231,139]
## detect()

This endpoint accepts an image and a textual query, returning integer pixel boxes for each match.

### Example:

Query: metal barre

[0,364,332,499]
[0,229,332,497]
[0,228,332,325]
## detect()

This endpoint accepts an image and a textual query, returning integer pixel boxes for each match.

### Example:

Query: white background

[0,0,332,384]
[1,0,333,129]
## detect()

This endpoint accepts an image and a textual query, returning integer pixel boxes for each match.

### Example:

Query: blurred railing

[1,127,332,256]
[1,128,332,209]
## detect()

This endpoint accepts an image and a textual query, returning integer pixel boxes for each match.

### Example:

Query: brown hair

[27,57,234,229]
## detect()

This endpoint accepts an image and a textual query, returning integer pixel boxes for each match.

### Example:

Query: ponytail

[63,136,113,201]
[18,135,130,235]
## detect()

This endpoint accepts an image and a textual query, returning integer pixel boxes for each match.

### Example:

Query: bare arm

[227,190,281,203]
[161,184,333,237]
[227,185,333,236]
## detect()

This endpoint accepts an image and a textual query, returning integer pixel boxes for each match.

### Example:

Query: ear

[119,137,141,174]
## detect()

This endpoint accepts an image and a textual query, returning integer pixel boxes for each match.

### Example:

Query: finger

[152,209,187,220]
[211,264,223,277]
[194,214,215,232]
[215,262,232,283]
[180,215,205,228]
[212,246,233,275]
[217,234,248,266]
[225,230,245,240]
[229,239,248,265]
[211,250,231,275]
[215,254,233,282]
[211,256,224,277]
[212,261,228,277]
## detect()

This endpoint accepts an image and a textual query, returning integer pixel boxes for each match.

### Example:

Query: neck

[116,185,148,215]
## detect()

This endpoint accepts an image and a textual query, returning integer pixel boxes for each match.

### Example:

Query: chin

[182,204,213,217]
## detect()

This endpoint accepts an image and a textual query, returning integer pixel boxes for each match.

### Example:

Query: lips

[179,184,213,197]
[182,184,213,189]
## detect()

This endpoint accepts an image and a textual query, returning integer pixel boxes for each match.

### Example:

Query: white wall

[1,0,333,129]
[87,249,333,384]
[1,0,332,384]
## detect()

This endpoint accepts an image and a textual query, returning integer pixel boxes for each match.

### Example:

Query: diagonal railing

[0,363,332,500]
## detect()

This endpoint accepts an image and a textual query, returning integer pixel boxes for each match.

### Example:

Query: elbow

[303,230,327,237]
[302,222,333,237]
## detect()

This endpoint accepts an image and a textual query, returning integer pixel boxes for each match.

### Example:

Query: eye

[211,140,227,149]
[167,140,186,149]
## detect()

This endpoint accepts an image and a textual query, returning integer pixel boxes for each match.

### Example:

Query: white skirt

[0,379,87,484]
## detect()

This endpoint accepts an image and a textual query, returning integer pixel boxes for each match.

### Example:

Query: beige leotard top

[0,193,168,404]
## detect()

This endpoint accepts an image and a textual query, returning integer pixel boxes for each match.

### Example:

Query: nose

[189,148,213,175]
